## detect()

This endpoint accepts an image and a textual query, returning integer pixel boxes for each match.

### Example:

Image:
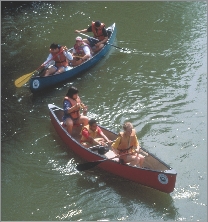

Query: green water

[1,1,207,221]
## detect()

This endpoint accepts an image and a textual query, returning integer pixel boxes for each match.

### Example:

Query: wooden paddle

[76,146,133,171]
[14,66,44,88]
[14,47,69,88]
[78,32,129,51]
[73,55,83,59]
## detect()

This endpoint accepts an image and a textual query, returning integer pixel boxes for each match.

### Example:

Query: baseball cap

[76,36,82,41]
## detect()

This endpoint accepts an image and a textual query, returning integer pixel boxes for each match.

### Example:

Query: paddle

[78,32,129,51]
[14,47,69,88]
[76,145,133,171]
[76,155,119,171]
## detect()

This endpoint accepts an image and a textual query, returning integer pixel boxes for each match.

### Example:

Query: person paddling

[62,86,88,134]
[75,20,108,53]
[41,43,73,76]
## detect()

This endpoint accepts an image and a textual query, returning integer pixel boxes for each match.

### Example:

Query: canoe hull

[48,104,177,193]
[29,23,116,93]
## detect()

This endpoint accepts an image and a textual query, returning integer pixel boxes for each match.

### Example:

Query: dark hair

[66,86,79,98]
[95,20,101,27]
[50,43,61,49]
[89,118,97,126]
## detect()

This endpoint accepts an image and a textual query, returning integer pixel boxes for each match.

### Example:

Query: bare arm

[75,29,88,33]
[100,132,111,143]
[96,36,108,46]
[67,103,81,114]
[135,146,141,154]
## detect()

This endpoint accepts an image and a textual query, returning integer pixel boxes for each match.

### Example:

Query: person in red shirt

[80,118,111,147]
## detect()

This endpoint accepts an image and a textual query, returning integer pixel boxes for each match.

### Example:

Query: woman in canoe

[63,86,88,134]
[112,122,145,167]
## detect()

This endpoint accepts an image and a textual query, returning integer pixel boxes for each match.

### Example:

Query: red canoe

[48,104,177,193]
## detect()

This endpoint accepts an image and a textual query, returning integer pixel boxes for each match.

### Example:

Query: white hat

[76,36,82,41]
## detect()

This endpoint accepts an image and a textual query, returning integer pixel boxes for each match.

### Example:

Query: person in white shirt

[71,36,92,66]
[41,43,73,76]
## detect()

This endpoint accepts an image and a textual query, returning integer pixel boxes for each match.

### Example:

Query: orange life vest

[51,46,68,67]
[117,129,137,154]
[91,21,106,41]
[80,125,100,142]
[74,42,91,57]
[64,96,81,119]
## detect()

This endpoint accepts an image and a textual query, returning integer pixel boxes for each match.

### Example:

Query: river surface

[1,1,207,221]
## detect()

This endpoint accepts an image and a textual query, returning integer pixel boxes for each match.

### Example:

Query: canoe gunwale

[29,23,116,93]
[48,104,177,193]
[49,104,114,160]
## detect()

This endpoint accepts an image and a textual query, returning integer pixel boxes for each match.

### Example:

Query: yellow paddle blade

[14,71,36,88]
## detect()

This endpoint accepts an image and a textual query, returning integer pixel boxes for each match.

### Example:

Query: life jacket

[64,96,81,119]
[51,46,68,67]
[74,42,91,57]
[80,125,100,142]
[117,129,137,154]
[91,21,106,41]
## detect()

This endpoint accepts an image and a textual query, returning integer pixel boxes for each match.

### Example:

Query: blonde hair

[123,122,133,131]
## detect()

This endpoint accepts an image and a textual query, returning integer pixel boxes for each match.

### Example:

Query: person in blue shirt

[63,86,88,134]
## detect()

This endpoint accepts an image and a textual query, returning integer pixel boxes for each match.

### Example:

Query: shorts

[119,151,130,164]
[49,65,71,72]
[65,66,73,71]
[63,116,79,125]
[87,37,99,47]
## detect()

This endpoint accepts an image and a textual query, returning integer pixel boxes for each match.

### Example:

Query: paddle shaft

[76,146,133,171]
[78,32,128,51]
[76,154,120,171]
[14,47,72,87]
[88,140,113,148]
[95,153,120,163]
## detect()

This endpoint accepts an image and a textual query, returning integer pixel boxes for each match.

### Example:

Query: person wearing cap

[75,20,108,53]
[62,86,89,135]
[111,122,145,167]
[71,36,92,66]
[41,43,73,76]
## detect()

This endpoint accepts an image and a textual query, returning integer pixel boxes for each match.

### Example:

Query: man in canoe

[75,20,108,53]
[63,86,89,134]
[111,122,145,167]
[71,36,92,66]
[41,43,73,76]
[80,118,112,147]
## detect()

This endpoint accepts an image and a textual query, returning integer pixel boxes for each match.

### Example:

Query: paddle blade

[76,160,104,171]
[14,71,35,87]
